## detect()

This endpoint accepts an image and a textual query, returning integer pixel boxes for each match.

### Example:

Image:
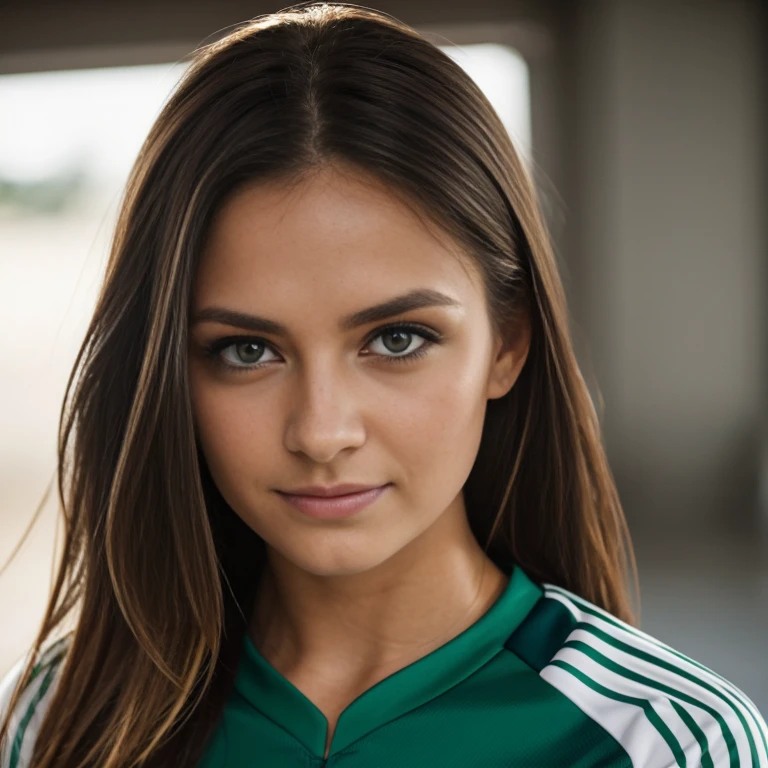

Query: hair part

[1,3,637,765]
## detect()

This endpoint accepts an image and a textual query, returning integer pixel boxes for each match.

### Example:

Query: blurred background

[1,0,766,711]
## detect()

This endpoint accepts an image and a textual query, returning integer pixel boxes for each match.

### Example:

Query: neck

[248,501,509,683]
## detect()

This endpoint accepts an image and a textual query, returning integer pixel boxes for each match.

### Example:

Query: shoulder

[508,582,768,767]
[0,636,71,768]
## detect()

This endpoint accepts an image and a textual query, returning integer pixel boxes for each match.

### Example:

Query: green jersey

[3,564,767,767]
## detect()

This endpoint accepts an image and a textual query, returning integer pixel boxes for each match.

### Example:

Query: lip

[277,484,391,519]
[281,483,384,497]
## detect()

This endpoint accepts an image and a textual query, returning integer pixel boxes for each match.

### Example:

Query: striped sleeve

[540,584,768,768]
[0,637,70,768]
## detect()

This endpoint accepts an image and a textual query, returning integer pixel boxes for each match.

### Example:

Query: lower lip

[278,484,391,519]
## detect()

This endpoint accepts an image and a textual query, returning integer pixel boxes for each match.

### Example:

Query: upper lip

[278,483,387,497]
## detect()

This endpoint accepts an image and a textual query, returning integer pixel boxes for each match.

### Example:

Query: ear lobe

[486,313,531,400]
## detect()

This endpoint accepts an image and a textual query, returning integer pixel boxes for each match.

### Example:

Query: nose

[282,361,366,463]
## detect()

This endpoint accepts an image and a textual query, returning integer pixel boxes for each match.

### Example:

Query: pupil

[236,342,263,363]
[384,330,410,354]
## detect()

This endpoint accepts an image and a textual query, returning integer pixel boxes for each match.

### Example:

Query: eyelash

[201,322,443,374]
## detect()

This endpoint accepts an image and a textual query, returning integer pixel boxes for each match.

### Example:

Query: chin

[272,535,401,578]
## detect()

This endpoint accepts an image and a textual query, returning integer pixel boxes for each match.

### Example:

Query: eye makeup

[199,321,444,374]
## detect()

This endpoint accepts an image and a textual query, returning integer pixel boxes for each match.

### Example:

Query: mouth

[276,483,392,519]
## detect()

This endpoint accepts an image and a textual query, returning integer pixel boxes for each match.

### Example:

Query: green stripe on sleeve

[564,640,739,768]
[545,586,768,762]
[581,622,758,766]
[551,659,687,768]
[670,699,715,768]
[10,662,56,768]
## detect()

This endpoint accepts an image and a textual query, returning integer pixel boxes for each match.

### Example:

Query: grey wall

[557,0,767,707]
[567,0,765,534]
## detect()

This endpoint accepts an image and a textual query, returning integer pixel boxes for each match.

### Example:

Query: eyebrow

[190,288,462,335]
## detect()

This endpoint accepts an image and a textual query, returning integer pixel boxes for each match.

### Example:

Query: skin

[188,163,530,757]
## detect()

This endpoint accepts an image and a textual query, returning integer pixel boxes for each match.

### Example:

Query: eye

[202,322,442,373]
[210,338,280,369]
[366,324,436,360]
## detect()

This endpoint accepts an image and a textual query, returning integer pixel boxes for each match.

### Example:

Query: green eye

[383,330,412,353]
[231,342,265,364]
[204,322,442,373]
[208,338,280,369]
[370,328,425,357]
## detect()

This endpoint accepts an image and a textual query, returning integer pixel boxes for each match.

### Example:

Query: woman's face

[189,164,528,576]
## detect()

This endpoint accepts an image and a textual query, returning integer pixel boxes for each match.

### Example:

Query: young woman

[1,3,766,766]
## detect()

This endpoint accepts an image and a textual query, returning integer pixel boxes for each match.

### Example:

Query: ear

[486,310,531,400]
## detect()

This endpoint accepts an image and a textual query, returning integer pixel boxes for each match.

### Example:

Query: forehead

[193,165,483,311]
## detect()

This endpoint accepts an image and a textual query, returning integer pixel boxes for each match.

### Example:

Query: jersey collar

[233,562,542,758]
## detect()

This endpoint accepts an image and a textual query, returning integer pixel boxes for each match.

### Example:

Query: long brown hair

[1,3,637,765]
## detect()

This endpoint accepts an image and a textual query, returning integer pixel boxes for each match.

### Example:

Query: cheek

[377,355,489,491]
[189,336,489,505]
[190,376,281,500]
